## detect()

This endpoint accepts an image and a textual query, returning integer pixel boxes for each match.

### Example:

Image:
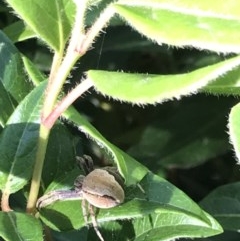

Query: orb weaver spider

[37,155,125,241]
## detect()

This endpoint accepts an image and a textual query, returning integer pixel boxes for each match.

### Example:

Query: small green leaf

[114,0,240,53]
[38,172,222,240]
[88,56,240,104]
[0,82,46,194]
[0,31,32,103]
[0,211,43,241]
[5,0,75,52]
[200,182,240,231]
[63,107,148,186]
[3,20,36,43]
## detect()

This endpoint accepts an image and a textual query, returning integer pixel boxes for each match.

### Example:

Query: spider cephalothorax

[37,155,125,241]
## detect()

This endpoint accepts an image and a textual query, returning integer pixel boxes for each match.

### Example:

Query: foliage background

[1,0,240,240]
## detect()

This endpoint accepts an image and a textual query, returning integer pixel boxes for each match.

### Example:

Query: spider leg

[88,203,104,241]
[37,190,83,209]
[76,155,94,175]
[74,175,85,192]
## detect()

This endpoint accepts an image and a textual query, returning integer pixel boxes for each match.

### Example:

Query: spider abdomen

[82,169,125,209]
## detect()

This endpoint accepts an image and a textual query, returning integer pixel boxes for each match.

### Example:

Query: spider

[37,155,125,241]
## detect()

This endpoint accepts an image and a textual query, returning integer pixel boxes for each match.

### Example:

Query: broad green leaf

[63,106,148,186]
[131,212,220,241]
[43,168,80,193]
[0,31,32,103]
[22,55,47,86]
[128,96,234,168]
[202,67,240,96]
[113,0,240,53]
[229,102,240,164]
[38,172,222,240]
[5,0,75,52]
[0,81,15,127]
[114,0,240,20]
[3,20,36,43]
[88,55,240,104]
[200,182,240,231]
[0,81,46,194]
[42,124,77,188]
[82,213,222,241]
[0,211,43,241]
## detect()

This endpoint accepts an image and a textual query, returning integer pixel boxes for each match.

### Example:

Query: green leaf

[63,106,148,186]
[0,81,15,127]
[88,56,240,104]
[131,212,220,241]
[200,182,240,231]
[3,20,36,43]
[113,0,240,53]
[87,212,222,241]
[5,0,75,52]
[21,55,47,86]
[0,81,46,194]
[43,168,80,193]
[202,67,240,96]
[42,124,77,188]
[0,211,43,241]
[38,172,222,240]
[128,96,234,168]
[229,102,240,164]
[0,31,32,103]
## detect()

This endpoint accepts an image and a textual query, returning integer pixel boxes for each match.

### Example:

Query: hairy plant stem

[76,4,115,54]
[43,78,94,129]
[26,49,82,213]
[1,191,11,211]
[49,52,63,82]
[26,2,116,213]
[26,125,49,213]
